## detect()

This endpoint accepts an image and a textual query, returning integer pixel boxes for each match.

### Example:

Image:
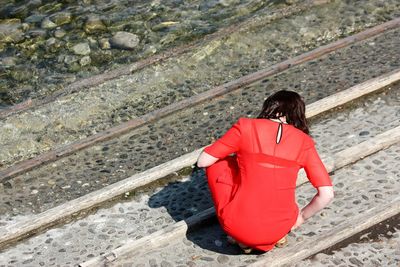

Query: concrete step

[1,0,399,167]
[295,215,400,267]
[1,26,400,229]
[1,87,399,265]
[104,143,400,267]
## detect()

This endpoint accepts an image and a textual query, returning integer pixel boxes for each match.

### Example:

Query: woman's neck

[269,117,287,124]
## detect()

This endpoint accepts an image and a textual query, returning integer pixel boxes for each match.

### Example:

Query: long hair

[257,90,309,134]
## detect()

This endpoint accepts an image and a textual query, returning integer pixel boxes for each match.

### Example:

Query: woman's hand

[291,186,334,230]
[291,211,305,230]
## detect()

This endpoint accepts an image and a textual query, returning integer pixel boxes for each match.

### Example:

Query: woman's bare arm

[197,151,219,168]
[292,186,334,229]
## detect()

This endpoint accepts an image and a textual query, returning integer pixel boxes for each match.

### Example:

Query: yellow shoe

[275,236,288,248]
[238,243,253,254]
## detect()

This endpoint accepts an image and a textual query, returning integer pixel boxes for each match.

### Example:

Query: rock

[46,37,57,46]
[41,17,57,29]
[152,21,179,31]
[27,29,47,38]
[1,57,17,67]
[71,42,90,55]
[84,15,107,33]
[0,19,24,43]
[79,55,91,66]
[160,261,173,267]
[54,29,66,38]
[160,33,178,45]
[99,38,111,49]
[50,12,72,26]
[10,68,33,81]
[9,5,29,19]
[25,14,46,24]
[64,55,78,65]
[217,255,229,264]
[110,31,140,50]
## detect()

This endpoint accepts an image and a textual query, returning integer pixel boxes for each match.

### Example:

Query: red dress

[204,118,332,251]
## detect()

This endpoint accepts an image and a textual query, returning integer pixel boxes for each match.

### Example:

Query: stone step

[102,143,400,267]
[1,91,399,265]
[1,0,399,167]
[295,214,400,267]
[1,26,399,231]
[77,125,400,266]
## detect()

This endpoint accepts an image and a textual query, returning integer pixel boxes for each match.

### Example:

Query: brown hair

[257,90,309,134]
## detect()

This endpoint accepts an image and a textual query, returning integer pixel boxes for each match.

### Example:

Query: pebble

[80,56,91,66]
[54,29,66,38]
[41,17,57,29]
[1,57,17,67]
[200,256,214,261]
[160,261,173,267]
[50,12,72,26]
[99,38,111,50]
[0,19,24,43]
[72,42,91,56]
[110,31,140,50]
[349,257,363,266]
[84,15,106,33]
[217,255,229,264]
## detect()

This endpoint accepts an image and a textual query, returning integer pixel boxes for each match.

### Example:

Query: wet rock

[9,5,30,19]
[99,38,111,50]
[71,42,91,56]
[27,29,47,38]
[152,21,179,31]
[41,17,57,29]
[64,55,79,65]
[25,14,46,24]
[54,29,66,38]
[1,57,17,67]
[10,67,33,81]
[110,31,140,50]
[46,37,57,46]
[84,15,107,33]
[0,19,24,43]
[50,12,72,26]
[79,56,91,66]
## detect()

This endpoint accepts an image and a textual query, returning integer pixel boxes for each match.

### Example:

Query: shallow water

[0,0,399,167]
[0,0,291,107]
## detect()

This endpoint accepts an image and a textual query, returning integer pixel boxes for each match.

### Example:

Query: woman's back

[198,90,333,252]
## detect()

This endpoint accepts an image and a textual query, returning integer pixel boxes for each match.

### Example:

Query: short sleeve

[204,119,242,159]
[299,137,332,188]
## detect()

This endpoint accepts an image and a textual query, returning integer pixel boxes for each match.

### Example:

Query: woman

[197,90,334,253]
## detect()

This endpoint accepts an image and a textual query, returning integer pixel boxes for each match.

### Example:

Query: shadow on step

[148,167,249,255]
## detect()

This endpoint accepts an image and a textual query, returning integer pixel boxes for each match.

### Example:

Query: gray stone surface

[0,100,399,266]
[1,30,400,224]
[296,233,400,267]
[1,0,400,166]
[110,143,400,266]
